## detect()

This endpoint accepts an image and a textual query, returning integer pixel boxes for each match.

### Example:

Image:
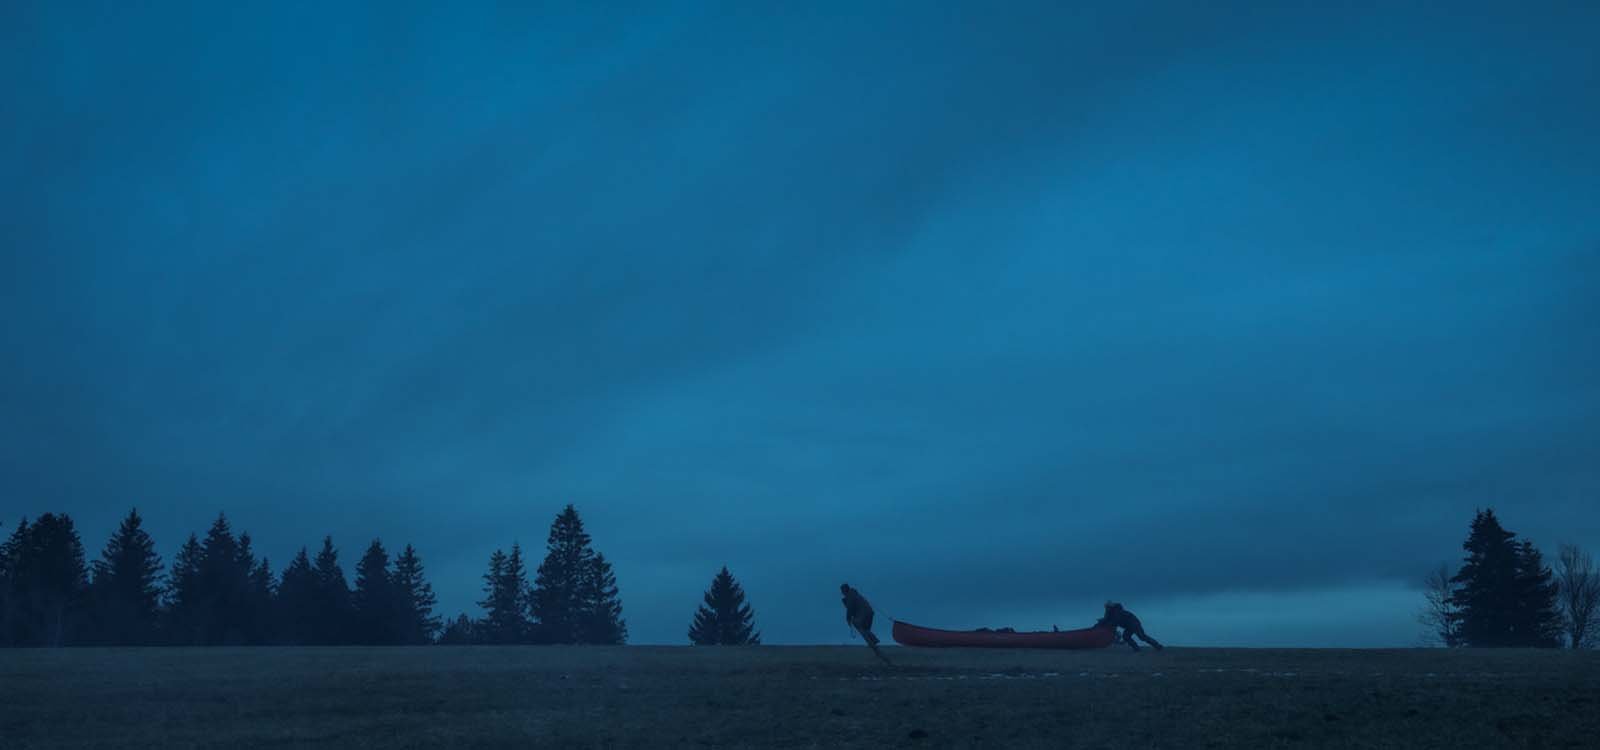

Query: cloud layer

[3,1,1597,645]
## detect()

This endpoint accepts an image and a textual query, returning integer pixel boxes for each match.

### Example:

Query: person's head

[1104,601,1122,613]
[841,583,851,594]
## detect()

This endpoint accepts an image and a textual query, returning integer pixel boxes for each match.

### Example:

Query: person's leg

[1134,627,1163,650]
[1121,628,1141,651]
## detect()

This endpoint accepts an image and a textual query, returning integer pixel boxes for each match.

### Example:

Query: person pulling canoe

[841,583,891,664]
[1096,601,1164,652]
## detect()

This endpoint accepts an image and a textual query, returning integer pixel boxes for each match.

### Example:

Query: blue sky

[3,1,1597,645]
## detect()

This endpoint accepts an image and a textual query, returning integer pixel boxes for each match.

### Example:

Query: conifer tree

[477,546,530,644]
[233,532,273,644]
[352,539,396,645]
[88,508,164,645]
[1,514,88,646]
[1513,540,1563,648]
[437,613,476,645]
[164,533,204,644]
[530,505,626,645]
[1449,509,1561,647]
[312,536,352,645]
[689,566,760,645]
[0,519,15,645]
[391,544,440,645]
[275,548,318,645]
[579,552,627,645]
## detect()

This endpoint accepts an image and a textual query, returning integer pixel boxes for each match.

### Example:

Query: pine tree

[232,532,272,645]
[163,533,204,644]
[0,519,15,646]
[88,508,165,645]
[185,514,260,645]
[275,548,318,645]
[689,566,760,645]
[352,539,396,645]
[247,555,275,643]
[4,514,89,646]
[530,505,626,645]
[477,546,530,644]
[1512,540,1563,648]
[391,544,440,645]
[312,537,352,645]
[579,552,627,645]
[1449,509,1560,647]
[437,613,476,645]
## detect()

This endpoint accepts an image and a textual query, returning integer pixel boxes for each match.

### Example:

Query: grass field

[3,645,1597,748]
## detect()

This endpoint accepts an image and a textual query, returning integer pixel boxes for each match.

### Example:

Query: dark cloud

[3,1,1597,646]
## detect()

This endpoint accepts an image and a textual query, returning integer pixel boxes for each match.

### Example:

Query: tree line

[0,504,641,647]
[1420,508,1598,649]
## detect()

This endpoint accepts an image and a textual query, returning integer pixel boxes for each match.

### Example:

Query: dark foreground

[3,646,1597,748]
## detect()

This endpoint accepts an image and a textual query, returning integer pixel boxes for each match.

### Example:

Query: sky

[2,1,1597,647]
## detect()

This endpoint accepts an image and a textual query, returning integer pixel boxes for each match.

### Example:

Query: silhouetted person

[840,583,877,644]
[1096,601,1163,651]
[840,583,890,664]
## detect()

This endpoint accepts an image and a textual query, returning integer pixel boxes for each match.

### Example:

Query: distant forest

[0,504,635,647]
[9,502,1591,649]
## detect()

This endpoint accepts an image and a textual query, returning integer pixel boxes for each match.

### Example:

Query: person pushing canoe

[841,583,891,664]
[1096,601,1164,652]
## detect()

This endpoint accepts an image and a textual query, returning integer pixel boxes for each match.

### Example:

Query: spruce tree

[437,613,476,645]
[1512,540,1563,648]
[477,546,530,644]
[3,514,88,646]
[89,508,165,645]
[232,532,272,645]
[0,520,15,646]
[312,537,352,645]
[247,555,274,643]
[529,505,626,645]
[391,544,440,645]
[164,533,204,644]
[689,566,760,645]
[188,514,260,645]
[275,548,318,645]
[352,539,396,645]
[1449,509,1561,647]
[579,552,627,645]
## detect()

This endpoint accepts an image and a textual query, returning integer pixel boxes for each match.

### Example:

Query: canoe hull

[891,620,1116,649]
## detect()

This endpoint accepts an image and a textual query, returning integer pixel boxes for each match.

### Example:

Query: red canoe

[892,620,1116,649]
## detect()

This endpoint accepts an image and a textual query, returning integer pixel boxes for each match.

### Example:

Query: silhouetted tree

[311,537,352,645]
[166,515,265,645]
[351,539,397,645]
[163,533,204,643]
[88,508,164,645]
[275,548,318,645]
[234,533,273,645]
[437,613,476,645]
[391,544,440,645]
[689,566,760,645]
[1556,544,1599,649]
[1449,509,1560,648]
[477,546,531,644]
[1513,540,1563,648]
[0,514,89,646]
[0,519,25,645]
[533,505,624,644]
[1417,563,1458,647]
[579,552,626,645]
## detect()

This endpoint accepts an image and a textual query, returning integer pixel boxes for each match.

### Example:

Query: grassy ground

[3,646,1597,748]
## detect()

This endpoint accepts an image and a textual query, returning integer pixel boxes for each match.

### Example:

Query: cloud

[2,2,1597,645]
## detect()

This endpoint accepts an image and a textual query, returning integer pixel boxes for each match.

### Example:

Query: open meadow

[3,646,1597,748]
